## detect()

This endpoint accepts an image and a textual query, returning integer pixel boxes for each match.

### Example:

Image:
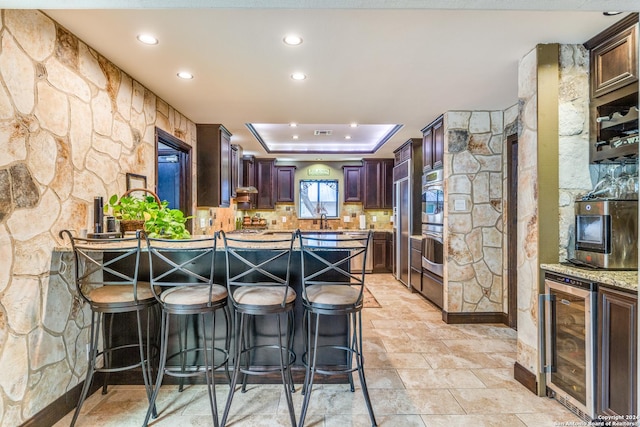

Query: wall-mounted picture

[126,173,147,193]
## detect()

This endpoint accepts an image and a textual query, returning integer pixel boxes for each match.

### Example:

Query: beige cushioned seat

[233,286,296,306]
[305,284,360,306]
[160,284,228,305]
[87,281,155,304]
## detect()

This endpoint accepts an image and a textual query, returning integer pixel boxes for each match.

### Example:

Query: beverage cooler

[539,272,597,421]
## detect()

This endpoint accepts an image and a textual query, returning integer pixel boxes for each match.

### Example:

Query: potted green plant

[108,189,192,239]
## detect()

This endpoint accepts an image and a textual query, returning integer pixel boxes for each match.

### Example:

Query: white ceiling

[34,2,637,161]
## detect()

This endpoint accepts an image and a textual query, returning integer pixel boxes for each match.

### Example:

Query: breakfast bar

[56,231,366,384]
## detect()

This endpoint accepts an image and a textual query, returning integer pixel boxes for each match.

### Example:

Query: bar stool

[142,233,230,427]
[60,230,157,427]
[220,230,297,427]
[297,230,377,427]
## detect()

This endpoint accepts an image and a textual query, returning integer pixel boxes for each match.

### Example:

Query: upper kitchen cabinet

[343,165,363,203]
[589,15,638,98]
[422,115,444,171]
[231,144,241,199]
[196,124,232,207]
[256,158,276,209]
[585,13,639,163]
[394,143,412,164]
[275,165,296,203]
[363,159,394,210]
[239,155,257,208]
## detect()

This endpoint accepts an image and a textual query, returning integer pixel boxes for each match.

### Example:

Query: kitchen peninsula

[55,230,369,377]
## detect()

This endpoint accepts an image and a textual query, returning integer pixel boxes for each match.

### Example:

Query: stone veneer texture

[557,44,592,261]
[443,110,504,313]
[514,44,597,381]
[515,45,542,381]
[0,10,197,424]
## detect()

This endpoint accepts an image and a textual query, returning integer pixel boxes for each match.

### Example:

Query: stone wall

[515,44,596,382]
[515,45,542,382]
[443,111,504,313]
[0,10,195,424]
[557,44,592,261]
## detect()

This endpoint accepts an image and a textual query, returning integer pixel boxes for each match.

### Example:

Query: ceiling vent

[314,130,332,136]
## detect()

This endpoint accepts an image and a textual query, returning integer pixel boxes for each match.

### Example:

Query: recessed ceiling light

[292,135,299,140]
[345,135,352,140]
[177,71,193,79]
[350,122,358,128]
[291,72,307,81]
[137,34,158,45]
[289,123,297,127]
[283,34,303,46]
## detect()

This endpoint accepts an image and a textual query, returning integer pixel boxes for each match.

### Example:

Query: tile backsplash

[196,201,393,235]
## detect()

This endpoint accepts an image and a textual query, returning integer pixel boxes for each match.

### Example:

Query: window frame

[298,179,340,219]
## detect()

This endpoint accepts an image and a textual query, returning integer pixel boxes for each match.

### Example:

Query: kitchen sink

[262,230,368,235]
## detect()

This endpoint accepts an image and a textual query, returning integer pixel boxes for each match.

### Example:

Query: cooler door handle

[538,293,555,374]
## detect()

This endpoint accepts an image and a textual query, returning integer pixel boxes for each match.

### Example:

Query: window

[299,180,339,218]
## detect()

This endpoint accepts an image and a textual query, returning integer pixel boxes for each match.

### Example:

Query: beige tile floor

[56,273,582,426]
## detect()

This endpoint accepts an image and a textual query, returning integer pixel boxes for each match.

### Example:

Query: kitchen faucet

[320,213,329,230]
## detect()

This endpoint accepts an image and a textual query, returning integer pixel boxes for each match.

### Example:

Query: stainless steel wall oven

[539,272,597,421]
[422,168,444,225]
[422,224,443,277]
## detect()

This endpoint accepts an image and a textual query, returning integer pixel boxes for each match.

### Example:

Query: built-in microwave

[574,199,637,269]
[422,169,444,225]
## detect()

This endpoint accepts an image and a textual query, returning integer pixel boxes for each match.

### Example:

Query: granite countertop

[541,263,638,293]
[55,230,368,252]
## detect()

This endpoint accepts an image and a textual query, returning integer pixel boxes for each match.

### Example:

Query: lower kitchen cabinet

[598,286,637,418]
[372,231,391,273]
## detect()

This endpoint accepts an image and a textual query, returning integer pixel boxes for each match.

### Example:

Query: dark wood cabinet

[586,14,639,163]
[362,159,394,210]
[422,115,444,172]
[372,231,391,273]
[196,124,232,207]
[598,286,637,418]
[382,160,394,209]
[240,155,256,208]
[231,144,240,199]
[275,166,296,203]
[386,231,393,272]
[343,166,363,203]
[256,158,275,209]
[394,143,412,164]
[588,16,638,98]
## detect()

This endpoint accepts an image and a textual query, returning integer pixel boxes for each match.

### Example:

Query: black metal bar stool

[142,233,230,427]
[220,230,297,427]
[60,230,157,427]
[297,230,377,427]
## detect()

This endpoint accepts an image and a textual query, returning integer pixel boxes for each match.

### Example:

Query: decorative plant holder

[113,188,161,233]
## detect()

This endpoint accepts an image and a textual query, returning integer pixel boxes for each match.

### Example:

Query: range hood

[235,186,258,203]
[236,186,258,194]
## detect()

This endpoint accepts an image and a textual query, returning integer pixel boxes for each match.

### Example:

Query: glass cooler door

[542,278,595,419]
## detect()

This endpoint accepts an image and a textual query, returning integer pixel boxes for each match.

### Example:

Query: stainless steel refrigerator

[393,166,411,287]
